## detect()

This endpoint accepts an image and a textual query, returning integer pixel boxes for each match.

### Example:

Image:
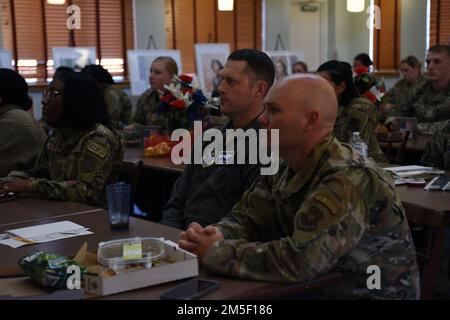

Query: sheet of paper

[384,165,433,173]
[0,221,93,248]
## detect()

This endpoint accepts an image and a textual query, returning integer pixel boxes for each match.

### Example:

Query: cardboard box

[83,240,198,296]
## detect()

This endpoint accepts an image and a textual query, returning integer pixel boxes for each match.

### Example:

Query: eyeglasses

[42,88,63,99]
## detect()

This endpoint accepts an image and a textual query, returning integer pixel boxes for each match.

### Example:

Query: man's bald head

[268,74,338,131]
[260,74,339,169]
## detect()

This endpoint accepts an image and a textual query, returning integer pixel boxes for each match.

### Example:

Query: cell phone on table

[0,193,16,203]
[160,278,220,300]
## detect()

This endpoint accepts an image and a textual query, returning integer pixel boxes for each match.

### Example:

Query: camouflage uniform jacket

[132,88,163,126]
[421,120,450,170]
[1,124,125,207]
[104,85,132,129]
[0,104,47,177]
[396,80,450,135]
[203,136,420,299]
[382,74,427,107]
[335,97,388,163]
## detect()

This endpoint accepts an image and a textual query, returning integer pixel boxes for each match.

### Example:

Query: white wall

[401,0,427,62]
[134,0,166,50]
[265,0,291,50]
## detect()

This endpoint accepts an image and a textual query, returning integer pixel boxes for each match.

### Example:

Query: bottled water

[349,132,368,157]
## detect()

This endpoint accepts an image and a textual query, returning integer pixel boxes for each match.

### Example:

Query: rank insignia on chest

[86,142,107,159]
[202,150,216,168]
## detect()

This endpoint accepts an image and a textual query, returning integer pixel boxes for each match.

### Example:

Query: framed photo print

[0,50,12,69]
[194,44,230,94]
[266,51,306,81]
[52,47,97,72]
[127,50,182,96]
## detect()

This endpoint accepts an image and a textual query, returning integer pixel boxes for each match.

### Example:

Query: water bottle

[350,132,368,157]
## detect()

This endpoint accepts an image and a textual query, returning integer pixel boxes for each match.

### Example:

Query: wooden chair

[377,131,411,164]
[403,202,450,300]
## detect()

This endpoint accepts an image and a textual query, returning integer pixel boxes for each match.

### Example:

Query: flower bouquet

[143,74,213,157]
[354,66,385,105]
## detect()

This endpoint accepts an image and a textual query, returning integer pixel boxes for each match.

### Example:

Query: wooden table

[0,197,103,228]
[396,185,449,213]
[0,210,310,300]
[124,147,185,173]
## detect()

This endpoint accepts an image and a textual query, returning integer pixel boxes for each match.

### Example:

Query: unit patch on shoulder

[86,141,107,159]
[315,194,339,216]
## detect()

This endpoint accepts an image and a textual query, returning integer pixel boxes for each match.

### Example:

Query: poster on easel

[0,50,13,69]
[52,47,97,72]
[194,44,230,94]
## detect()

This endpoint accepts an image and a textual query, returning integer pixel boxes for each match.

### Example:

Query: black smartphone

[0,193,16,203]
[160,278,220,300]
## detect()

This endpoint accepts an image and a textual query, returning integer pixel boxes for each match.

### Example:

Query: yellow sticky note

[123,243,142,260]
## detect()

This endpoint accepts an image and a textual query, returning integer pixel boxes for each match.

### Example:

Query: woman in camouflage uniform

[132,56,179,127]
[382,56,426,122]
[318,61,388,163]
[82,64,132,130]
[0,73,124,207]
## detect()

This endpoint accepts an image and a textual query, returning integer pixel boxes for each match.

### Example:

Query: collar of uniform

[0,104,22,117]
[272,135,334,198]
[56,127,89,147]
[222,115,261,132]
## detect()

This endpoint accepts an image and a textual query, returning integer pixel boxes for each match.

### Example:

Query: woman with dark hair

[317,61,387,163]
[0,73,125,206]
[210,59,224,94]
[0,69,47,177]
[353,53,373,69]
[83,64,132,129]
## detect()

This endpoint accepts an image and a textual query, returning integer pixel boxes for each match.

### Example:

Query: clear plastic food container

[97,237,165,271]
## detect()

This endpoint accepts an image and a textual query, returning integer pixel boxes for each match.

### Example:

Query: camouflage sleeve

[382,85,398,106]
[421,130,447,169]
[345,106,372,145]
[104,89,122,126]
[435,96,450,119]
[121,93,133,125]
[28,135,115,206]
[213,176,280,242]
[203,173,368,283]
[132,92,149,125]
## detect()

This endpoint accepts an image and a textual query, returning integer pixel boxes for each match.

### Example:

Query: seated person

[317,61,387,163]
[132,56,178,127]
[353,53,374,70]
[382,56,426,119]
[421,120,450,170]
[0,73,125,207]
[159,49,275,230]
[0,69,47,177]
[292,61,308,74]
[179,74,420,300]
[390,45,450,135]
[83,64,132,129]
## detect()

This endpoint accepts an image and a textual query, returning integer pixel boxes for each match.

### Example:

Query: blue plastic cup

[106,183,131,230]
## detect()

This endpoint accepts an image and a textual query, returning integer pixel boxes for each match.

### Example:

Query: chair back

[403,202,450,299]
[377,131,410,164]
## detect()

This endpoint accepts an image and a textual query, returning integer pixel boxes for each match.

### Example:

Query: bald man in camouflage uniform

[179,75,419,299]
[391,45,450,135]
[421,120,450,170]
[0,124,124,207]
[335,97,388,163]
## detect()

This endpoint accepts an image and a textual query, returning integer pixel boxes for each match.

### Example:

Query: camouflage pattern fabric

[1,124,125,207]
[421,120,450,170]
[104,85,132,129]
[334,97,388,164]
[132,88,164,126]
[203,136,420,300]
[393,80,450,135]
[382,75,427,107]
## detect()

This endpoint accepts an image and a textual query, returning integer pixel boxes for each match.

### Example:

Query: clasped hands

[178,222,224,260]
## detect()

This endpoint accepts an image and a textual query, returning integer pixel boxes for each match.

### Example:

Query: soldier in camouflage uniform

[83,65,132,129]
[388,45,450,135]
[0,73,124,207]
[421,120,450,170]
[179,75,420,299]
[132,56,178,126]
[317,61,387,163]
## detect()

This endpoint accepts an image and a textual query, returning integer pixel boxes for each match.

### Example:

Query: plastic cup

[106,183,131,230]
